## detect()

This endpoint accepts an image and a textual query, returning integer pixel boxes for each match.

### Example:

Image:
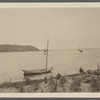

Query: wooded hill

[0,44,39,52]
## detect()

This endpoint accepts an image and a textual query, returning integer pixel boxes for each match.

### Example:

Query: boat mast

[46,39,49,70]
[78,45,80,51]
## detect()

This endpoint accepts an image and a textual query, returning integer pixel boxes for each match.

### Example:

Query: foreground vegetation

[0,68,100,92]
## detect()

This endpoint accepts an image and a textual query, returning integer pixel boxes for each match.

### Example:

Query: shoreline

[0,69,100,93]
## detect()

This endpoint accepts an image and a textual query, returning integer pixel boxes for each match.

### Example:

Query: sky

[0,8,100,49]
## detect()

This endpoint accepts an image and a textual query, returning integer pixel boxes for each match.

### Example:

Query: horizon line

[41,48,100,51]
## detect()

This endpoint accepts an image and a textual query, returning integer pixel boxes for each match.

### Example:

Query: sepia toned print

[0,3,100,94]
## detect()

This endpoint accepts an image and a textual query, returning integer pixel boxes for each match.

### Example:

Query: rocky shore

[0,68,100,93]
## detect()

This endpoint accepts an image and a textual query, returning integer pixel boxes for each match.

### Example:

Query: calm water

[0,50,100,83]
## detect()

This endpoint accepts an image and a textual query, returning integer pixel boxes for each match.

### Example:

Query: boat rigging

[22,39,53,75]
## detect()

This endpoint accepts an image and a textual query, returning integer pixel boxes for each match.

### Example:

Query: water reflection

[24,72,53,81]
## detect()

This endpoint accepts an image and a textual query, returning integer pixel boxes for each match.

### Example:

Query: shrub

[90,77,100,92]
[79,67,84,73]
[70,77,81,92]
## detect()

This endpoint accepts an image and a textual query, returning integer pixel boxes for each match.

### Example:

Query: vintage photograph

[0,3,100,93]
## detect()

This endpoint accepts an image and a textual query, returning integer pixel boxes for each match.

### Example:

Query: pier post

[45,77,47,83]
[98,64,99,70]
[10,78,12,82]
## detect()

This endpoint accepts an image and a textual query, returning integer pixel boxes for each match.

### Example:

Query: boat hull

[23,67,53,75]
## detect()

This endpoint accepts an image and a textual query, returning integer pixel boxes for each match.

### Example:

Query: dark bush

[90,77,100,92]
[79,67,84,73]
[70,77,81,92]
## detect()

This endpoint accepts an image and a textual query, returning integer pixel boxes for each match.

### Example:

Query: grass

[1,72,100,92]
[70,76,81,92]
[90,76,100,92]
[0,79,44,92]
[0,81,23,89]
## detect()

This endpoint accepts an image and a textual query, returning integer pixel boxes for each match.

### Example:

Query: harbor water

[0,50,100,83]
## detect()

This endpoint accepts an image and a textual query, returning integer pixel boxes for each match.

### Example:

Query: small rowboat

[23,67,53,75]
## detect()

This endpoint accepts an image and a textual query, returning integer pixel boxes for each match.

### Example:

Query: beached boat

[23,67,53,75]
[22,39,53,75]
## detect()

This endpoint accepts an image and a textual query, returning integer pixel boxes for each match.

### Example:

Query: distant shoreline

[0,48,100,53]
[0,44,100,53]
[48,48,100,51]
[0,44,40,52]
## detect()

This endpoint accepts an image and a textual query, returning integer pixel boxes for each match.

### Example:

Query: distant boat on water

[79,49,83,52]
[22,39,53,75]
[78,46,83,53]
